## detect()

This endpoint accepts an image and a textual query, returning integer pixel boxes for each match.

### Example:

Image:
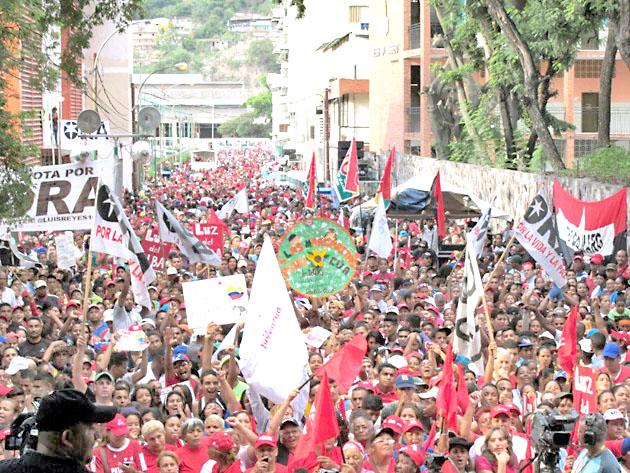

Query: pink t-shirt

[474,455,518,473]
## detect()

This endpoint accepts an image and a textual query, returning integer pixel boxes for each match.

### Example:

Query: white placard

[115,328,148,352]
[304,326,333,348]
[182,274,248,328]
[55,232,76,270]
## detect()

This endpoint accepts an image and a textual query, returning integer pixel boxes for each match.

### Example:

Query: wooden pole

[82,251,93,324]
[482,233,516,291]
[480,291,495,344]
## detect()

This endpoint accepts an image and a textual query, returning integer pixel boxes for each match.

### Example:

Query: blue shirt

[571,448,620,473]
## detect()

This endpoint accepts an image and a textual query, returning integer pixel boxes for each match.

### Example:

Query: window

[575,60,615,79]
[340,94,349,127]
[581,92,599,133]
[309,125,315,140]
[349,6,366,23]
[279,124,289,132]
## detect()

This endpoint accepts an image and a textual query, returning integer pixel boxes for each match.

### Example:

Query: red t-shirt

[138,444,177,473]
[90,439,144,473]
[245,462,288,473]
[176,439,211,473]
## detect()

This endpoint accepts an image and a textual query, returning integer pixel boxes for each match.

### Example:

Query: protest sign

[304,326,333,348]
[277,219,358,298]
[573,365,597,416]
[55,232,76,270]
[115,328,148,352]
[141,226,175,271]
[182,274,248,329]
[5,160,114,232]
[192,222,224,256]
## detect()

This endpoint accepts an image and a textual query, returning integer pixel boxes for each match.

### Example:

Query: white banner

[239,237,308,404]
[4,160,114,232]
[182,274,248,329]
[368,194,393,258]
[55,232,76,270]
[467,205,492,258]
[60,120,114,159]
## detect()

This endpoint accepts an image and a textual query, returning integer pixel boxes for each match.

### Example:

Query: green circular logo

[277,219,358,298]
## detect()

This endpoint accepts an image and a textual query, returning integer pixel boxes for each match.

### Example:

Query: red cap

[357,382,376,392]
[255,433,278,449]
[590,254,603,265]
[402,420,424,433]
[503,402,521,415]
[397,303,409,309]
[105,414,129,436]
[426,306,440,315]
[0,385,13,396]
[398,445,425,467]
[66,301,79,308]
[382,415,404,435]
[390,346,404,354]
[490,404,511,418]
[574,254,584,261]
[429,375,442,387]
[208,431,234,453]
[0,428,10,441]
[82,375,94,384]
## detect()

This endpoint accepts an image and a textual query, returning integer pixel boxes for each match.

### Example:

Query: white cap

[604,408,625,421]
[386,306,400,316]
[34,280,47,289]
[103,309,114,323]
[166,267,178,276]
[388,354,408,369]
[418,387,439,399]
[579,338,593,354]
[295,298,312,311]
[237,260,248,268]
[6,356,33,375]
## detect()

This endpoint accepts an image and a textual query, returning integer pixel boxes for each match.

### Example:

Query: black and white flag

[90,184,155,308]
[467,205,492,258]
[453,238,484,376]
[155,201,221,266]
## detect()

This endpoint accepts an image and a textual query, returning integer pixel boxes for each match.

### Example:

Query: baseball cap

[574,255,584,261]
[34,280,47,289]
[449,437,472,451]
[6,356,32,375]
[87,304,100,312]
[604,408,625,422]
[105,414,130,436]
[103,309,114,323]
[590,254,603,265]
[554,370,568,380]
[208,431,234,453]
[370,284,383,292]
[141,318,156,328]
[418,386,439,399]
[490,404,511,418]
[503,402,521,415]
[603,342,621,359]
[395,374,415,389]
[166,267,178,275]
[606,263,618,271]
[518,337,534,348]
[386,306,400,316]
[342,440,365,455]
[280,418,300,429]
[398,445,424,467]
[509,255,522,263]
[255,433,278,449]
[36,389,116,432]
[381,415,404,435]
[402,420,423,433]
[173,353,190,364]
[95,372,115,383]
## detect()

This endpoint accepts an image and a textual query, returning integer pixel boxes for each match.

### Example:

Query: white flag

[368,193,393,258]
[238,237,308,404]
[155,200,221,266]
[452,238,484,376]
[514,190,567,288]
[90,184,155,308]
[217,188,249,220]
[467,205,492,258]
[8,236,39,268]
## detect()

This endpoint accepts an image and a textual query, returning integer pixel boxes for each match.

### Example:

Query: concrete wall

[379,154,629,221]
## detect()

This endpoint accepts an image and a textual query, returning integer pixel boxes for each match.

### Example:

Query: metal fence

[407,107,421,133]
[408,23,420,50]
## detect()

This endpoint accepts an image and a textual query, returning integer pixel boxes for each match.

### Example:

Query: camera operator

[571,413,620,473]
[0,389,116,473]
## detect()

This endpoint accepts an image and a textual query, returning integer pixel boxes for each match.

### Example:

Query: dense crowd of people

[0,148,629,473]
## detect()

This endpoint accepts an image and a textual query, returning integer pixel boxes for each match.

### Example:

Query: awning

[317,33,350,52]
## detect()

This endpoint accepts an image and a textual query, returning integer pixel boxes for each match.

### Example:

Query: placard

[304,326,333,348]
[55,232,76,270]
[574,365,597,416]
[182,274,248,328]
[141,226,175,271]
[277,219,358,298]
[193,222,223,256]
[115,328,148,352]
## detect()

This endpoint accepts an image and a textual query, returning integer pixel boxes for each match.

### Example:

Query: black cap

[280,418,300,429]
[449,437,472,451]
[36,389,117,432]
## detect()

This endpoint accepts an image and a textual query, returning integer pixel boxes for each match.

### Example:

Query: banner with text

[5,160,114,232]
[141,227,176,271]
[573,365,598,416]
[192,222,224,257]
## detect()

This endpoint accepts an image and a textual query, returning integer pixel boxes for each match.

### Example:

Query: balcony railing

[408,23,420,50]
[407,107,421,133]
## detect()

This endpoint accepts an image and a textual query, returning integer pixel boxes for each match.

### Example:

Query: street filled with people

[0,147,629,473]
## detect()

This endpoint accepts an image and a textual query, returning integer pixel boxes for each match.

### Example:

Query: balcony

[407,107,421,133]
[408,23,420,50]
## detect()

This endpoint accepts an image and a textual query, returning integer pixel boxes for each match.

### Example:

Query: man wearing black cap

[0,389,116,473]
[446,437,473,473]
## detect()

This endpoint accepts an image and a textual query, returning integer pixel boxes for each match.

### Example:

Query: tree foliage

[0,0,143,218]
[219,74,271,138]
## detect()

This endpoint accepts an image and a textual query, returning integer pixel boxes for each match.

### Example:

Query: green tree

[0,0,142,218]
[219,74,272,137]
[247,38,280,72]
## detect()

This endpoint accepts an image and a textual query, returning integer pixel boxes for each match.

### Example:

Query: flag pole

[479,292,495,344]
[393,219,399,267]
[482,233,516,292]
[81,250,93,324]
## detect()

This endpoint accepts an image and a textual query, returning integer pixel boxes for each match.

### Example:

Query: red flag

[456,362,469,415]
[417,421,437,463]
[208,209,228,235]
[377,146,395,205]
[436,344,458,432]
[314,334,367,393]
[344,137,359,193]
[430,171,446,239]
[305,152,317,210]
[557,305,578,374]
[292,374,340,463]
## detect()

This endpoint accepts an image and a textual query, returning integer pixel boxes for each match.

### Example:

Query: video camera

[425,452,448,473]
[530,408,578,450]
[5,413,38,454]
